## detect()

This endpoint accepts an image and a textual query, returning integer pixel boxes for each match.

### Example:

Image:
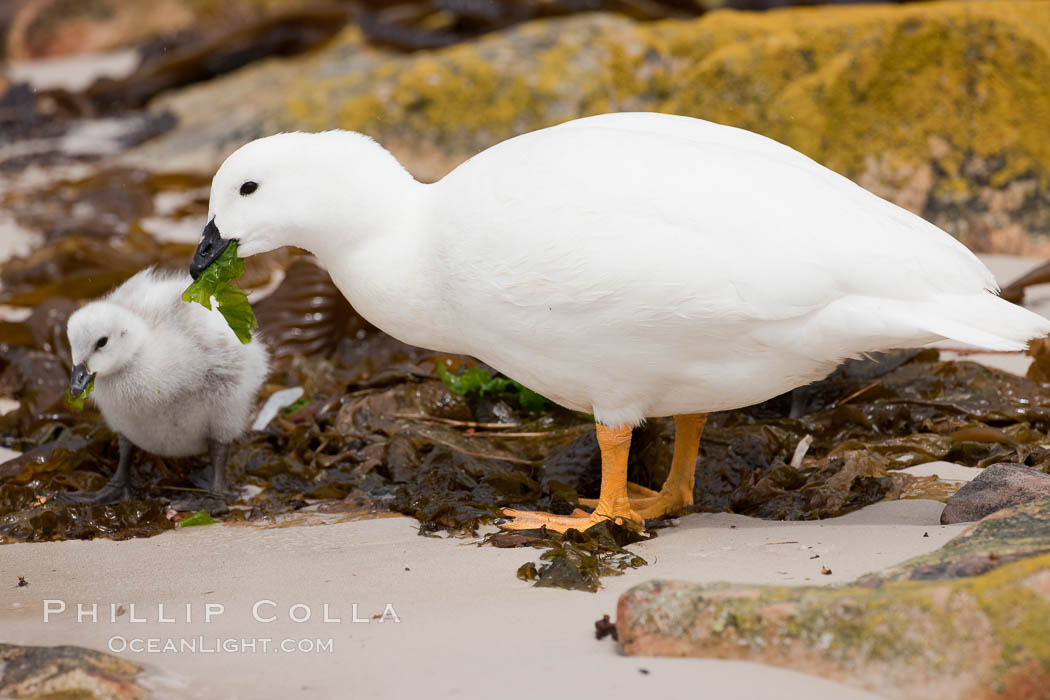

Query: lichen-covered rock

[3,0,709,61]
[941,462,1050,524]
[0,643,148,699]
[868,496,1050,583]
[616,498,1050,699]
[127,1,1050,253]
[619,559,1050,699]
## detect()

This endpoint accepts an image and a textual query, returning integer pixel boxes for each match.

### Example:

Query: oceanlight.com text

[108,636,335,654]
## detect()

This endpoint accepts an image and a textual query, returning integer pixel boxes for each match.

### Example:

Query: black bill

[70,363,96,395]
[190,218,232,279]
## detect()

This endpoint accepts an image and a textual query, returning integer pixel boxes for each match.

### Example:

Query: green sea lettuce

[66,375,95,412]
[436,364,550,412]
[181,241,257,344]
[178,510,218,527]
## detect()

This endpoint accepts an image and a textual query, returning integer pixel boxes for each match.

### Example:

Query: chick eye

[96,336,108,349]
[239,181,258,196]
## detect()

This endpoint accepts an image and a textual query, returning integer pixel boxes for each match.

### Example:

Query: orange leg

[578,413,706,519]
[500,422,641,533]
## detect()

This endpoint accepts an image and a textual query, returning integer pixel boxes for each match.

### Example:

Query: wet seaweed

[253,258,357,364]
[493,521,649,593]
[0,225,194,307]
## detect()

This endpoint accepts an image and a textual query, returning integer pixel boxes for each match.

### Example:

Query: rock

[940,462,1050,524]
[0,643,149,699]
[7,0,197,59]
[125,1,1050,254]
[4,0,325,60]
[618,559,1050,699]
[870,496,1050,583]
[616,497,1050,699]
[3,0,708,60]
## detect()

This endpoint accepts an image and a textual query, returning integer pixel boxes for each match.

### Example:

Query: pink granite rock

[940,462,1050,524]
[615,497,1050,699]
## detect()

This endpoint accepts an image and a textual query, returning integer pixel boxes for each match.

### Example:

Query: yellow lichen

[752,553,1050,680]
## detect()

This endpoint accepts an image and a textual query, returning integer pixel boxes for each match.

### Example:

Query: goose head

[190,131,417,277]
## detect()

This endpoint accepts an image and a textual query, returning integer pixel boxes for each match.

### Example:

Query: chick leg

[578,413,706,519]
[54,434,134,505]
[208,439,230,495]
[500,422,641,533]
[169,440,232,513]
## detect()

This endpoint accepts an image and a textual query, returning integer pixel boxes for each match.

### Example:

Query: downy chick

[58,268,269,505]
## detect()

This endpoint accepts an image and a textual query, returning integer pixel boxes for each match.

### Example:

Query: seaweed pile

[3,172,1050,590]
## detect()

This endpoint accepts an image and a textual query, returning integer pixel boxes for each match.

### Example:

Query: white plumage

[60,268,269,504]
[202,112,1047,425]
[195,112,1050,530]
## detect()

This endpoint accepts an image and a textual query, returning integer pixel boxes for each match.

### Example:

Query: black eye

[239,181,258,196]
[96,337,108,349]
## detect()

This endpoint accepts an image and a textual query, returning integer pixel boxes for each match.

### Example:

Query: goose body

[416,113,1045,424]
[194,112,1050,530]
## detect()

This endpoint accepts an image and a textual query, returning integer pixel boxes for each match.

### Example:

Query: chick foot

[169,440,232,515]
[168,493,230,516]
[52,479,131,505]
[53,434,133,505]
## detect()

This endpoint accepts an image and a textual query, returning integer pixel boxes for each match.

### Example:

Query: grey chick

[58,268,269,505]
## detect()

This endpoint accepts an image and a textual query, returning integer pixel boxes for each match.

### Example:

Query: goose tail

[914,292,1050,351]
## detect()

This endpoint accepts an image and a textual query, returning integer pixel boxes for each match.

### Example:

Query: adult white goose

[190,112,1050,532]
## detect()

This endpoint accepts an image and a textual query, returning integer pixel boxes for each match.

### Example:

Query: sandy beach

[0,501,962,699]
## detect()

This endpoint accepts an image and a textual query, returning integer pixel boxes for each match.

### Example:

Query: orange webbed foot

[499,504,642,534]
